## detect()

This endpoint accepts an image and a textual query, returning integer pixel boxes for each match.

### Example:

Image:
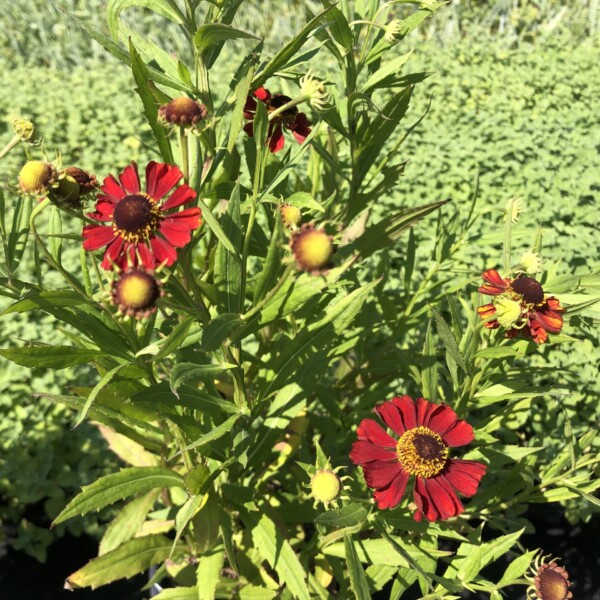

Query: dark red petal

[95,193,117,206]
[373,469,409,510]
[164,206,202,228]
[150,164,183,201]
[101,174,126,202]
[443,459,486,497]
[254,87,270,102]
[150,236,178,266]
[290,123,311,143]
[415,397,431,427]
[350,441,397,465]
[426,404,459,436]
[428,476,464,520]
[269,124,285,153]
[145,161,166,198]
[161,184,196,211]
[362,460,403,489]
[390,395,417,430]
[243,122,255,138]
[375,401,406,437]
[119,162,140,194]
[441,418,474,447]
[100,237,125,270]
[82,225,115,250]
[413,477,433,522]
[243,96,257,117]
[356,418,397,448]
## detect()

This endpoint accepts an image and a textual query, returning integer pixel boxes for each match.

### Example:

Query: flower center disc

[113,194,161,241]
[115,271,160,310]
[537,566,569,600]
[396,426,449,478]
[511,276,544,305]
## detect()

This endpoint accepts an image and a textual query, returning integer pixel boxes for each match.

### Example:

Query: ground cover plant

[0,0,599,598]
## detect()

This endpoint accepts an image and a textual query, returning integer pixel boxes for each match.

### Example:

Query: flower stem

[267,94,310,121]
[179,126,190,183]
[0,135,20,162]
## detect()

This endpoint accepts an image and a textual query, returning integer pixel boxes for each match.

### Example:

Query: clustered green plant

[0,1,598,598]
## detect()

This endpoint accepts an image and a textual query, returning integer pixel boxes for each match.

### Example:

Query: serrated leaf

[345,534,372,599]
[174,414,242,455]
[0,345,104,369]
[194,23,258,55]
[431,307,468,373]
[170,362,237,393]
[315,503,369,528]
[53,467,184,526]
[66,534,182,589]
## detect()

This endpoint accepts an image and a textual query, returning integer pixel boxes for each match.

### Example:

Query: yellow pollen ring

[396,426,449,478]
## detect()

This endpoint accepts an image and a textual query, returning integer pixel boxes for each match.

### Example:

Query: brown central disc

[113,195,154,233]
[412,433,447,461]
[538,568,569,600]
[512,276,544,304]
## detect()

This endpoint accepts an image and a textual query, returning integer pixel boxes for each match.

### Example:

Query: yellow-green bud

[519,251,542,275]
[18,160,57,195]
[280,204,302,229]
[310,469,341,505]
[493,297,522,328]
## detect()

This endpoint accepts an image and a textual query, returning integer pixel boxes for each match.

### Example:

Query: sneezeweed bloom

[280,203,302,229]
[82,161,201,270]
[158,96,207,128]
[111,266,162,319]
[526,554,573,600]
[350,395,486,522]
[477,269,565,344]
[291,224,334,273]
[18,160,57,195]
[243,87,312,153]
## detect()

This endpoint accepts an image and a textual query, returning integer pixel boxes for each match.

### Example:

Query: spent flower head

[519,250,543,275]
[159,96,208,128]
[18,160,58,196]
[526,553,572,600]
[299,70,330,111]
[290,224,334,273]
[111,265,163,319]
[384,19,405,44]
[11,118,39,144]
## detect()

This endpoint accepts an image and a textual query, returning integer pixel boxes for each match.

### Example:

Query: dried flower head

[384,19,405,44]
[18,160,57,195]
[520,250,543,275]
[63,167,97,195]
[290,224,334,273]
[280,204,302,229]
[527,554,572,600]
[299,70,330,111]
[159,97,207,128]
[111,266,162,319]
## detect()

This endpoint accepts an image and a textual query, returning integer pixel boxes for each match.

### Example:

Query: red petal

[390,395,417,430]
[159,221,192,247]
[356,418,397,448]
[145,161,166,198]
[415,397,431,427]
[479,269,509,295]
[477,303,496,319]
[443,458,486,497]
[150,236,178,266]
[427,404,459,436]
[534,307,563,333]
[243,96,257,117]
[350,441,397,465]
[88,200,115,221]
[134,242,156,270]
[254,87,270,102]
[164,206,202,229]
[427,477,464,520]
[269,124,285,153]
[100,237,125,270]
[161,184,196,211]
[375,401,406,437]
[413,477,432,522]
[149,163,183,201]
[441,419,474,447]
[82,225,115,250]
[101,174,126,202]
[243,122,255,138]
[119,162,140,194]
[546,297,564,312]
[373,470,409,510]
[362,460,403,489]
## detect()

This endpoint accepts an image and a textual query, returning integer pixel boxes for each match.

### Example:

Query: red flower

[350,396,486,522]
[477,269,565,344]
[243,87,311,153]
[82,162,201,270]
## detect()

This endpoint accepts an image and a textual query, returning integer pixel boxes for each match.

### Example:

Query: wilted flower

[111,266,162,319]
[280,203,302,229]
[158,97,207,128]
[477,269,565,344]
[290,224,334,273]
[18,160,57,195]
[83,161,201,270]
[526,554,572,600]
[350,395,486,521]
[384,19,405,44]
[299,70,330,111]
[243,87,312,153]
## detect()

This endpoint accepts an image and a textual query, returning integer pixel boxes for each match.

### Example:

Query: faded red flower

[82,162,201,270]
[350,396,486,522]
[243,87,311,153]
[477,269,565,344]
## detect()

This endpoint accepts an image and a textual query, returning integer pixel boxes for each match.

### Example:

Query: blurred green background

[0,0,598,562]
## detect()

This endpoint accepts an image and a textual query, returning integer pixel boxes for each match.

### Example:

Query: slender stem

[267,94,310,121]
[0,135,20,161]
[243,263,294,322]
[179,126,190,183]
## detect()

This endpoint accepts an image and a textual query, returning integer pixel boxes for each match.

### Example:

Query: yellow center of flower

[280,204,302,229]
[112,194,162,243]
[18,160,55,194]
[492,297,523,328]
[537,565,570,600]
[114,271,160,311]
[310,470,341,504]
[293,229,333,271]
[396,426,449,478]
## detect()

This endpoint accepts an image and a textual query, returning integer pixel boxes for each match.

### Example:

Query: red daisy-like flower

[350,395,486,522]
[477,269,565,344]
[82,162,201,270]
[243,87,312,153]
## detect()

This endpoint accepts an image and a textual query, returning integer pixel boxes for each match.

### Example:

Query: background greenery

[0,0,598,572]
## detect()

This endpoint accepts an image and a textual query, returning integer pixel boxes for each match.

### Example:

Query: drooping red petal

[254,87,270,102]
[413,477,432,522]
[390,395,417,431]
[269,123,285,153]
[101,174,126,202]
[375,401,406,437]
[362,460,403,489]
[149,163,183,201]
[119,163,140,194]
[442,458,486,497]
[427,404,459,436]
[150,236,178,266]
[350,441,397,465]
[440,418,474,447]
[356,418,397,448]
[100,237,125,270]
[161,184,196,211]
[132,242,155,270]
[82,225,115,250]
[479,269,509,295]
[243,96,257,118]
[288,112,312,143]
[373,469,409,510]
[427,476,464,520]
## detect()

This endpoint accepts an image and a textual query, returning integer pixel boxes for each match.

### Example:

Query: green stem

[0,135,20,161]
[267,94,311,121]
[179,126,190,183]
[243,263,294,322]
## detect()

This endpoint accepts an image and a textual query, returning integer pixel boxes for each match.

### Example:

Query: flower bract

[82,161,201,270]
[350,395,486,521]
[243,87,311,153]
[477,269,565,344]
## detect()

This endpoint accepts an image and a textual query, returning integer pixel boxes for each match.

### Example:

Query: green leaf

[241,509,310,600]
[362,52,412,93]
[197,197,239,256]
[170,362,237,393]
[474,346,521,359]
[226,50,258,153]
[253,212,283,304]
[154,589,198,600]
[129,39,174,163]
[497,550,537,586]
[345,534,371,599]
[52,467,184,526]
[7,195,32,272]
[431,307,467,374]
[253,6,332,88]
[202,313,243,351]
[194,23,258,55]
[172,493,207,557]
[0,345,104,369]
[66,534,182,589]
[283,192,325,213]
[174,414,242,455]
[315,503,369,528]
[197,549,225,600]
[321,1,353,49]
[1,291,87,315]
[106,0,185,41]
[48,205,62,263]
[153,316,194,361]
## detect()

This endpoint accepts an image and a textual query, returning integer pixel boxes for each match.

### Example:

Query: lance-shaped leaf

[345,534,371,599]
[0,345,104,369]
[66,534,183,589]
[154,588,199,599]
[194,23,258,55]
[107,0,186,41]
[52,467,184,526]
[170,362,237,393]
[1,290,87,315]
